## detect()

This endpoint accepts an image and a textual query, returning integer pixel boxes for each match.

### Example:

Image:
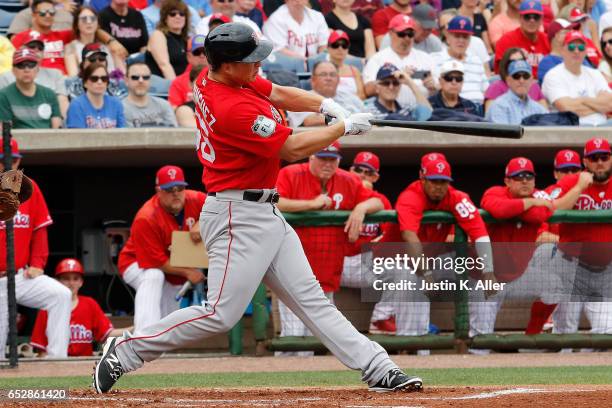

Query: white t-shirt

[432,49,489,104]
[262,5,329,58]
[542,63,612,126]
[382,34,491,65]
[195,14,263,37]
[362,47,434,109]
[599,11,612,37]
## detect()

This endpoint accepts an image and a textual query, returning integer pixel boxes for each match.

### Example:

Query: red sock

[525,301,557,334]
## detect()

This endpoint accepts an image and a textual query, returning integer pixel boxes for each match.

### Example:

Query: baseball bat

[369,120,524,139]
[175,281,193,301]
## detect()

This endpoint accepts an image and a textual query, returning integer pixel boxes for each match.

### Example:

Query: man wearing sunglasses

[494,0,550,78]
[371,0,412,48]
[118,165,206,332]
[123,62,177,127]
[143,0,201,35]
[542,31,612,127]
[7,0,73,38]
[0,47,61,129]
[486,60,548,124]
[429,60,482,117]
[169,34,209,109]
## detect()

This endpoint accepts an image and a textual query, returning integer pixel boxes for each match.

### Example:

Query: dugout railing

[267,209,612,353]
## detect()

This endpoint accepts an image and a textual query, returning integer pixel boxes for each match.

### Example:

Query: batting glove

[344,113,374,136]
[320,98,350,122]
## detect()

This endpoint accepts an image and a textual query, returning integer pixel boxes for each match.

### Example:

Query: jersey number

[455,198,477,218]
[194,87,217,163]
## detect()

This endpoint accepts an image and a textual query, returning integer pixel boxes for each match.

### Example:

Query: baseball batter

[93,22,422,393]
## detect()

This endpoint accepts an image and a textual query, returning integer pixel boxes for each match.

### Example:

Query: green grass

[1,366,612,389]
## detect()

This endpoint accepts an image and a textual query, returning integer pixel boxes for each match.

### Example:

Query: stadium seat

[0,0,26,13]
[0,9,16,35]
[262,51,306,74]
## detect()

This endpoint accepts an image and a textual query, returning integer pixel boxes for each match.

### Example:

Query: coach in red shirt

[494,0,550,77]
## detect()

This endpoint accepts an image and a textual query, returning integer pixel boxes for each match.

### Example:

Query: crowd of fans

[0,0,611,129]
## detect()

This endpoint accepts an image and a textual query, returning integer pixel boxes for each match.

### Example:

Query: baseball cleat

[369,317,397,335]
[93,337,124,393]
[369,368,423,392]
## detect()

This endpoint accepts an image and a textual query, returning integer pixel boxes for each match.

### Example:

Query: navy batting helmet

[205,22,273,68]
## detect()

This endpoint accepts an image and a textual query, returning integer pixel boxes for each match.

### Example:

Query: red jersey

[371,7,402,38]
[31,295,113,357]
[168,65,192,108]
[277,163,376,292]
[346,190,392,256]
[551,173,612,266]
[494,28,550,77]
[0,179,52,271]
[481,186,553,282]
[118,190,206,285]
[11,29,74,74]
[194,70,292,192]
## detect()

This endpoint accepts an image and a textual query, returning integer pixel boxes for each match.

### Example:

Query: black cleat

[369,368,423,392]
[92,337,124,393]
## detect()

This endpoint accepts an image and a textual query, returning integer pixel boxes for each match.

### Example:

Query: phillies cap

[422,160,453,181]
[564,29,587,45]
[388,14,415,32]
[440,60,464,75]
[156,165,188,189]
[328,29,350,45]
[190,34,206,52]
[209,12,231,26]
[353,151,380,172]
[519,0,544,15]
[13,47,39,65]
[376,63,399,80]
[315,141,341,159]
[55,258,84,277]
[24,31,44,48]
[569,7,588,23]
[584,137,611,157]
[412,4,437,30]
[508,60,532,76]
[420,152,447,169]
[82,42,107,61]
[447,16,473,34]
[547,18,574,42]
[505,157,535,177]
[554,149,582,169]
[0,139,22,158]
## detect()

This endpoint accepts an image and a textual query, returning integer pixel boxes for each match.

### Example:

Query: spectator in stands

[118,165,206,331]
[143,0,200,35]
[543,31,612,126]
[439,8,491,71]
[196,0,262,37]
[98,0,148,56]
[66,63,125,128]
[377,4,443,53]
[458,0,493,54]
[12,0,126,75]
[432,16,488,105]
[562,5,598,45]
[8,0,73,37]
[538,19,578,84]
[494,0,550,78]
[486,60,548,124]
[123,62,177,127]
[263,0,329,59]
[168,34,207,109]
[371,0,411,48]
[364,63,432,120]
[175,64,204,127]
[489,0,522,45]
[145,0,189,81]
[600,9,612,38]
[0,36,14,74]
[600,27,612,82]
[485,47,548,111]
[429,60,482,116]
[325,0,376,58]
[0,48,61,128]
[287,61,364,127]
[326,30,366,99]
[236,0,265,29]
[363,15,436,110]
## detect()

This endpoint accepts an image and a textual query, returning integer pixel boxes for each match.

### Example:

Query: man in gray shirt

[122,62,177,128]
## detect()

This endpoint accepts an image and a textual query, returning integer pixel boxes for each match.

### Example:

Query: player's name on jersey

[372,279,507,292]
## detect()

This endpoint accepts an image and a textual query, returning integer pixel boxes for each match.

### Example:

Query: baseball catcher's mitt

[0,170,33,222]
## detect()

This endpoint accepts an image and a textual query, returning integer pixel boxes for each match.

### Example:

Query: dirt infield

[2,386,611,407]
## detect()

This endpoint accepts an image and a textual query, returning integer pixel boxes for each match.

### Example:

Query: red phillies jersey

[0,179,52,271]
[31,295,113,357]
[277,163,376,292]
[346,190,392,256]
[481,186,553,282]
[118,190,206,285]
[194,70,292,192]
[11,29,74,74]
[494,28,550,77]
[551,173,612,266]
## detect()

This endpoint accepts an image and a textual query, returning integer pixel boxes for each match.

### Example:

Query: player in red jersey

[118,165,206,332]
[0,139,71,358]
[31,258,126,357]
[94,23,422,393]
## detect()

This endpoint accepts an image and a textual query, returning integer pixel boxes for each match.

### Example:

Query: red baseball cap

[55,258,84,277]
[209,12,231,25]
[569,7,588,23]
[584,137,611,157]
[353,151,380,172]
[328,30,350,45]
[315,141,341,159]
[564,30,587,45]
[420,152,447,169]
[554,149,581,169]
[505,157,535,177]
[388,14,415,32]
[156,165,188,189]
[422,159,453,181]
[13,47,40,65]
[0,139,22,158]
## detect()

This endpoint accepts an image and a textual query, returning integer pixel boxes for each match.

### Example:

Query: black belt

[209,190,280,204]
[562,253,607,273]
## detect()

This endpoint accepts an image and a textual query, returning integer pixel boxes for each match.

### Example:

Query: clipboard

[170,231,209,268]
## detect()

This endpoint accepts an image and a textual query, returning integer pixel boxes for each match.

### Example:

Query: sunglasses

[586,153,611,163]
[352,166,376,176]
[330,42,349,49]
[604,39,612,47]
[522,13,541,21]
[379,79,400,87]
[510,173,535,181]
[556,167,581,174]
[79,15,97,23]
[130,74,151,81]
[395,30,415,38]
[14,61,37,70]
[442,74,463,83]
[87,55,107,63]
[568,43,586,52]
[88,75,109,83]
[37,8,56,17]
[162,186,186,193]
[511,72,531,80]
[192,48,206,56]
[168,10,186,17]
